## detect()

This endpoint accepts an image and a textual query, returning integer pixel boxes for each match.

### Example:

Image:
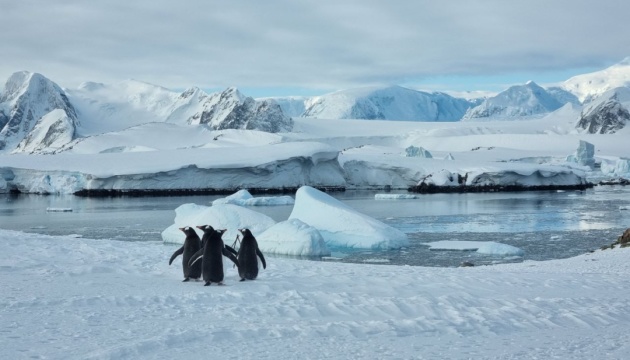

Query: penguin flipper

[222,248,240,268]
[189,249,204,267]
[224,245,238,256]
[256,248,267,269]
[169,246,184,265]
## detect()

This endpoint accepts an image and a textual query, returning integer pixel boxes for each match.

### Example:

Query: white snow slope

[562,57,630,102]
[2,229,630,359]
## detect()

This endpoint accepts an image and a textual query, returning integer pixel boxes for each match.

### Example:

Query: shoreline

[4,182,617,197]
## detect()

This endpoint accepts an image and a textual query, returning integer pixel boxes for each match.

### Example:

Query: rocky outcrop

[0,71,78,152]
[14,109,75,153]
[600,228,630,250]
[576,88,630,134]
[179,87,293,132]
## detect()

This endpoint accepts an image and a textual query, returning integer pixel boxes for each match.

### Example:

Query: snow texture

[2,229,630,359]
[289,186,409,249]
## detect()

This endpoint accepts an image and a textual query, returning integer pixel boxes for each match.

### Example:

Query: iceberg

[161,203,276,246]
[212,189,295,206]
[257,218,330,256]
[423,240,524,257]
[405,146,433,158]
[476,242,525,256]
[374,194,420,200]
[601,158,630,176]
[566,140,595,168]
[289,186,408,249]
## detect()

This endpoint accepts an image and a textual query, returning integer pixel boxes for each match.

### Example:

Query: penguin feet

[182,278,190,282]
[239,278,246,282]
[204,282,211,286]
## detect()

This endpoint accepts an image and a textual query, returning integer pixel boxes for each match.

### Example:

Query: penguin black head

[179,226,196,236]
[196,225,215,233]
[238,228,253,238]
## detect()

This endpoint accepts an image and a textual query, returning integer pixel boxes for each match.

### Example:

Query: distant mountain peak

[0,71,78,152]
[302,85,473,121]
[576,87,630,134]
[562,57,630,102]
[462,81,570,120]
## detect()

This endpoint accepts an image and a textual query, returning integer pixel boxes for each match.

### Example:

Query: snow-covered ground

[2,229,630,359]
[2,112,628,194]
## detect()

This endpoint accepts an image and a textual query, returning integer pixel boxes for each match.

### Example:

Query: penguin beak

[219,229,227,234]
[238,228,244,234]
[196,225,204,230]
[178,227,185,231]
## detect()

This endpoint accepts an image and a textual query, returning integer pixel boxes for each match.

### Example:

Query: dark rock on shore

[72,186,345,198]
[408,183,593,194]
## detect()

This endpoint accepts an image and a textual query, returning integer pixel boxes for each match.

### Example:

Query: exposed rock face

[181,87,293,132]
[576,88,630,134]
[0,71,78,152]
[462,81,567,120]
[15,109,75,153]
[617,229,630,247]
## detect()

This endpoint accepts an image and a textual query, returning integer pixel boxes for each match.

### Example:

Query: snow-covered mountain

[68,79,180,135]
[0,71,78,153]
[462,81,578,121]
[68,81,293,135]
[562,57,630,103]
[302,85,474,121]
[576,87,630,134]
[257,96,309,118]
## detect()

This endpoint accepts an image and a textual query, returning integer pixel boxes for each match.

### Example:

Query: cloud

[1,0,629,93]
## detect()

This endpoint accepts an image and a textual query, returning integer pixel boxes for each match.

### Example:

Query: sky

[1,0,629,98]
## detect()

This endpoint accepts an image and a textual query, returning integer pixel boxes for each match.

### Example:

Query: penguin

[235,228,267,281]
[189,225,240,286]
[168,226,202,282]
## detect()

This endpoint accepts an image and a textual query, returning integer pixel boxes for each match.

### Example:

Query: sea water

[1,186,629,267]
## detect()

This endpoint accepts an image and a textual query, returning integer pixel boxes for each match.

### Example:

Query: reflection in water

[1,187,629,267]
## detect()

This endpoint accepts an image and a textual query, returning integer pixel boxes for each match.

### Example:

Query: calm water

[1,187,629,267]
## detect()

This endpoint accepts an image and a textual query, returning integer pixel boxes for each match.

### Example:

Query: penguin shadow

[168,226,267,286]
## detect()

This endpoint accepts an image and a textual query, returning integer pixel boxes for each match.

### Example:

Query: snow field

[2,229,630,359]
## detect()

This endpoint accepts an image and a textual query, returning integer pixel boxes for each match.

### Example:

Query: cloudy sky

[1,0,629,97]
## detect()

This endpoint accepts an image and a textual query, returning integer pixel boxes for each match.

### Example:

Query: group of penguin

[168,225,266,286]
